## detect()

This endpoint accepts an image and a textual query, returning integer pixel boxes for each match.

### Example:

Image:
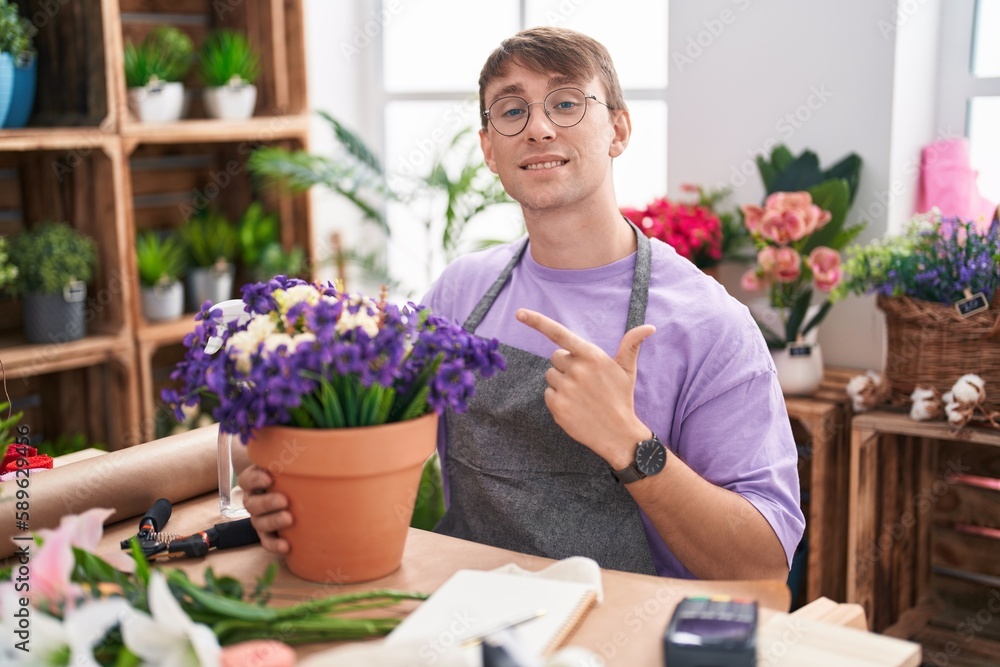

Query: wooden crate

[123,135,312,329]
[0,142,131,343]
[116,0,308,123]
[4,354,140,450]
[0,0,116,129]
[848,411,1000,635]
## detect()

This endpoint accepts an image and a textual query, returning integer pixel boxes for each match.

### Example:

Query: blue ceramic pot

[4,55,36,128]
[0,53,14,128]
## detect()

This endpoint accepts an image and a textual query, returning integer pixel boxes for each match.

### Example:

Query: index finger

[516,309,592,352]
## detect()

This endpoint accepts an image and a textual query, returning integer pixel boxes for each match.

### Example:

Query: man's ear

[609,109,631,158]
[480,128,499,174]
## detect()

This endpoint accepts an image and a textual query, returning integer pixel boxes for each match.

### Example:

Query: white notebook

[386,568,598,656]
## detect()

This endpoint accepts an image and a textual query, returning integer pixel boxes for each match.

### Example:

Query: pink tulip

[757,246,778,273]
[809,246,842,292]
[741,270,762,291]
[742,204,765,234]
[773,247,802,282]
[765,192,813,210]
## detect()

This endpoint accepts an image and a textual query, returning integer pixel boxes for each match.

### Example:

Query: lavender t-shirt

[422,237,805,578]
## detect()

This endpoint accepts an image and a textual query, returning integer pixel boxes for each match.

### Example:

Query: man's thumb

[615,324,655,374]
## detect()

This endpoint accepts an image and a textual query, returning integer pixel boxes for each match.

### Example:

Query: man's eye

[501,108,526,119]
[554,101,577,110]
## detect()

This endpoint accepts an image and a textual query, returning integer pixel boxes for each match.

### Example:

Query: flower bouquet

[0,508,427,666]
[738,145,865,348]
[622,187,724,270]
[834,210,1000,404]
[163,276,505,582]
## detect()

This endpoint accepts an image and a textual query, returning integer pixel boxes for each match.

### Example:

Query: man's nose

[524,104,556,141]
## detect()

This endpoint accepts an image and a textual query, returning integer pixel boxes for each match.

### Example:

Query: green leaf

[801,179,851,254]
[784,289,814,343]
[769,151,823,195]
[822,153,863,205]
[801,300,833,337]
[755,320,786,349]
[755,154,778,193]
[249,562,278,605]
[398,385,430,422]
[318,110,385,175]
[770,145,797,173]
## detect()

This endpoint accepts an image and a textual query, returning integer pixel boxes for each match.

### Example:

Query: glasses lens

[544,88,587,127]
[489,97,529,135]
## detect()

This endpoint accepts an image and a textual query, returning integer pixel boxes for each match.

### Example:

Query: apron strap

[463,219,652,334]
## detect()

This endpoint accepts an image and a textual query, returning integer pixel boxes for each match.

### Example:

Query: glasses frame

[483,87,612,137]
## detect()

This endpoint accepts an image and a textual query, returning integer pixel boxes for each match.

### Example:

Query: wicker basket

[879,292,1000,405]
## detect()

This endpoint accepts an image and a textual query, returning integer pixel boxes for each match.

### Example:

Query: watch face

[636,438,666,476]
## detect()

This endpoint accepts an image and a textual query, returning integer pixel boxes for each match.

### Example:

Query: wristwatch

[610,433,667,484]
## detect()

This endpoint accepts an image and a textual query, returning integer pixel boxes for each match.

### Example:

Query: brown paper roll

[0,424,250,558]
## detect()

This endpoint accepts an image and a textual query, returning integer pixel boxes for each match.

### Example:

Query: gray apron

[435,223,657,575]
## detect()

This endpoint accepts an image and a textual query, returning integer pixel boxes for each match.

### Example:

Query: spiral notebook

[386,568,598,656]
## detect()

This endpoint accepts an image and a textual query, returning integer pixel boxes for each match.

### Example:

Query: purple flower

[163,281,507,442]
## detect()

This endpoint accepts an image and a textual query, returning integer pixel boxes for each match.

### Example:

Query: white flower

[5,587,131,667]
[261,333,296,356]
[846,370,887,413]
[274,284,320,311]
[910,385,942,421]
[951,374,986,405]
[945,401,972,426]
[122,572,221,667]
[246,313,279,342]
[293,332,317,348]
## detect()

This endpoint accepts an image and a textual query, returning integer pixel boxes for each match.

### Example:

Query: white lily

[10,593,130,666]
[121,572,221,667]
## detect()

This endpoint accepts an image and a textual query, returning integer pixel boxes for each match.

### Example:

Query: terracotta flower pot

[245,413,438,583]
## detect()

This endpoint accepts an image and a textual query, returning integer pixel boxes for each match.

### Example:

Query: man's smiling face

[479,62,629,216]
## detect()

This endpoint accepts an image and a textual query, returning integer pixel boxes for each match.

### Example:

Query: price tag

[788,343,812,357]
[954,290,989,318]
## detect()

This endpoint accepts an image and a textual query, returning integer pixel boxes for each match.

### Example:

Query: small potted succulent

[0,0,36,129]
[136,230,187,321]
[10,222,96,345]
[180,209,238,311]
[124,26,194,123]
[198,30,260,120]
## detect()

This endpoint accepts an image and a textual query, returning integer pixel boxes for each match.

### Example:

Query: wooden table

[847,411,1000,633]
[93,494,920,666]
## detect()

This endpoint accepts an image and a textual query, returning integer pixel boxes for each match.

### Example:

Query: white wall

[666,0,943,371]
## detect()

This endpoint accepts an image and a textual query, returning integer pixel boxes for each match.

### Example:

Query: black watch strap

[611,462,644,484]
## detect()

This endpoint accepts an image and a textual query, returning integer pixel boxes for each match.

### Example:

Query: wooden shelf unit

[0,0,311,447]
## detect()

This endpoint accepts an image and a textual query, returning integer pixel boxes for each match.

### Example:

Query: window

[376,0,669,295]
[938,0,1000,206]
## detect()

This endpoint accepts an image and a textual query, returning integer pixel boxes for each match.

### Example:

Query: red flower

[622,195,722,269]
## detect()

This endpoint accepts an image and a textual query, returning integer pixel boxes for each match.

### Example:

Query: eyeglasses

[483,87,612,137]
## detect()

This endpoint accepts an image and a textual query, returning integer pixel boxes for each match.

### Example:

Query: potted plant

[180,208,238,311]
[0,235,17,292]
[237,201,307,282]
[622,190,724,275]
[136,230,187,321]
[198,29,260,120]
[736,146,865,394]
[834,211,1000,404]
[124,26,194,123]
[10,222,96,345]
[163,277,505,582]
[0,0,36,129]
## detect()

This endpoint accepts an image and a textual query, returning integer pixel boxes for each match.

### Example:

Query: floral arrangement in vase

[621,186,723,270]
[0,507,427,665]
[738,145,865,348]
[164,276,506,444]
